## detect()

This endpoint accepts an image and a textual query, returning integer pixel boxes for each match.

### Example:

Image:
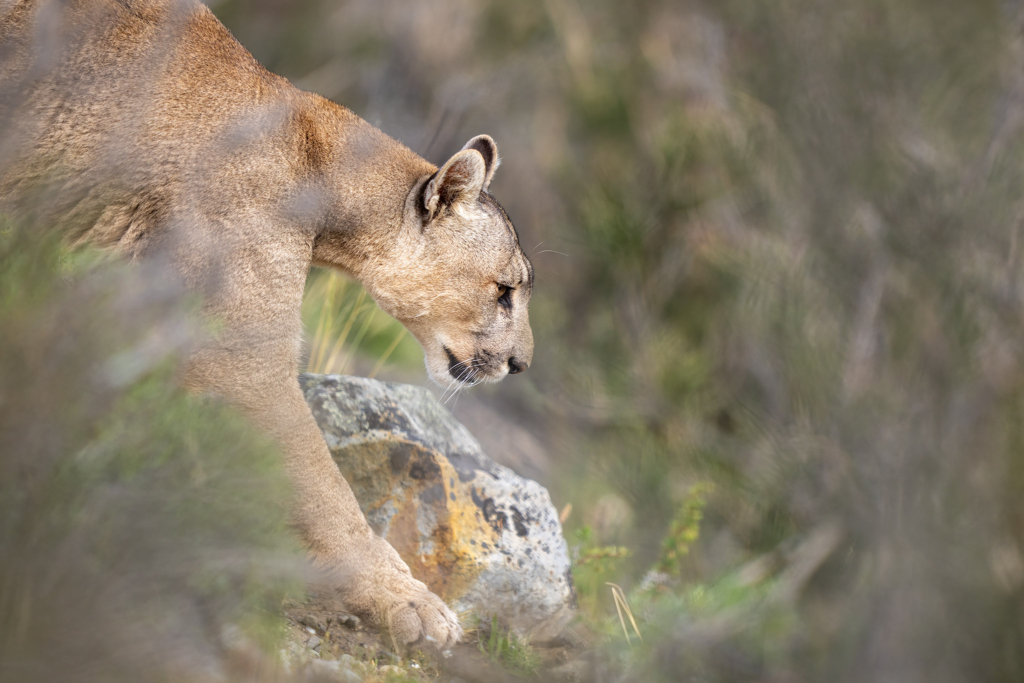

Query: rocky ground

[280,599,590,683]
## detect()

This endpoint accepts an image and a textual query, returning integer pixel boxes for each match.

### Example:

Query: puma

[0,0,534,649]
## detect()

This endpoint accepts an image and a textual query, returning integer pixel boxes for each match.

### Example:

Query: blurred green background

[7,0,1024,680]
[215,0,1024,679]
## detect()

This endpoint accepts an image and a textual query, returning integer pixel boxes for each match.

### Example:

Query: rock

[335,613,360,629]
[300,374,575,639]
[298,613,328,633]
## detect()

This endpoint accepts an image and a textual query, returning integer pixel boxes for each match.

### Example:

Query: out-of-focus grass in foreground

[0,218,302,682]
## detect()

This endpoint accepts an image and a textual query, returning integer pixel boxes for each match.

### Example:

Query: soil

[282,597,590,683]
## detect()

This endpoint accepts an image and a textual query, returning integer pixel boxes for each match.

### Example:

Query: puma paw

[337,537,463,650]
[381,574,463,650]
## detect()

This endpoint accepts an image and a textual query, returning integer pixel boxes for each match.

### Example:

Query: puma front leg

[268,377,463,650]
[258,371,462,649]
[182,249,461,650]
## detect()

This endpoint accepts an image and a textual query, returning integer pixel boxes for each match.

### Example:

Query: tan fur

[0,0,533,649]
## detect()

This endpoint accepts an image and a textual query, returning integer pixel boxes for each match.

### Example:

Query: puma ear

[461,135,500,190]
[423,147,487,222]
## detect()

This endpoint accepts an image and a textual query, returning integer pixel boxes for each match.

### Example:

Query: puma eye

[496,283,512,308]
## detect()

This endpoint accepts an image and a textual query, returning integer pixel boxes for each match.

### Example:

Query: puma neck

[303,94,435,282]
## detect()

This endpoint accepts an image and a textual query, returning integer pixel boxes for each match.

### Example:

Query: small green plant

[655,482,713,577]
[478,616,541,678]
[570,525,633,621]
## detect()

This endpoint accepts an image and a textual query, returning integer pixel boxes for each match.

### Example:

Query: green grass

[478,616,542,678]
[302,267,420,377]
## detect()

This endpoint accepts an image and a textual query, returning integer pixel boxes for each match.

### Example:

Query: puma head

[368,135,534,389]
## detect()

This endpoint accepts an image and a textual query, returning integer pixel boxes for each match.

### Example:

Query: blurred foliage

[247,0,1024,678]
[656,481,713,577]
[618,573,801,683]
[5,0,1024,678]
[569,525,632,622]
[210,0,1024,678]
[0,219,302,681]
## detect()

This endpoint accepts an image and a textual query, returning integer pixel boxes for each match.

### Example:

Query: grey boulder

[299,373,575,640]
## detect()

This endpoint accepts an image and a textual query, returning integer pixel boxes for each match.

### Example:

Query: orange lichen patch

[330,437,400,510]
[331,430,512,604]
[365,444,501,603]
[427,457,503,600]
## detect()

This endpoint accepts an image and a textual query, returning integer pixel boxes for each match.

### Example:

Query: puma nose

[508,357,528,374]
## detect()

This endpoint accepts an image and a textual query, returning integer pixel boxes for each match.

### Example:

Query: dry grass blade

[606,582,642,645]
[559,503,573,524]
[335,299,377,374]
[306,269,408,378]
[369,326,407,379]
[321,288,365,372]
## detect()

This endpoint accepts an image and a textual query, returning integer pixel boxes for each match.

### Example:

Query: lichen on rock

[300,374,575,640]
